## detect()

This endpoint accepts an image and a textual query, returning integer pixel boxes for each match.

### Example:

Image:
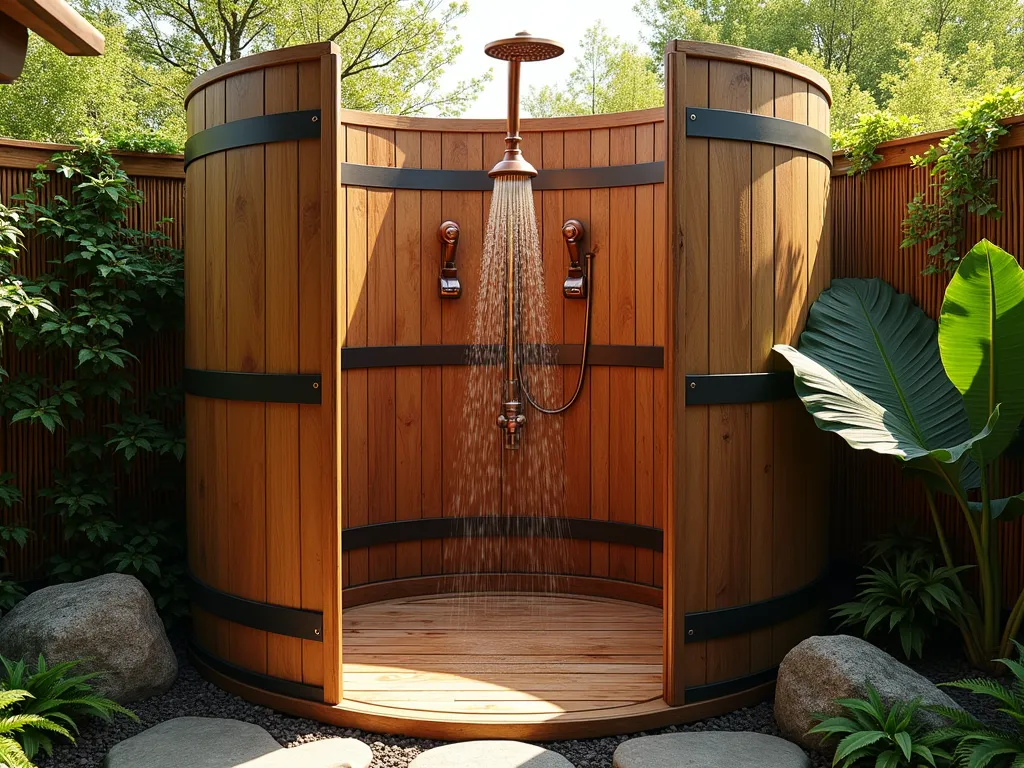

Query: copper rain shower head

[485,32,564,178]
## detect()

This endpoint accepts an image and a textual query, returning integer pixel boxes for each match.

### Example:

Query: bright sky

[435,0,648,119]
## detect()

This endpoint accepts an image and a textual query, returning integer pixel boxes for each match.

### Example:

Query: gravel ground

[39,634,1006,768]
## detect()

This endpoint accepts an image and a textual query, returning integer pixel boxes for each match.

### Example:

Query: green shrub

[0,654,135,761]
[834,544,968,659]
[106,132,182,155]
[0,137,186,623]
[809,681,953,767]
[929,642,1024,767]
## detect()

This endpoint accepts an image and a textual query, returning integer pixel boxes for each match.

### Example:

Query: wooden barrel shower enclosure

[183,41,831,740]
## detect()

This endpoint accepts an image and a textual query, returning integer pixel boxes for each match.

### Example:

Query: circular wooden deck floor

[341,593,664,733]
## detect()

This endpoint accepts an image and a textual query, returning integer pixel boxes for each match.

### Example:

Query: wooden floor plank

[341,594,662,719]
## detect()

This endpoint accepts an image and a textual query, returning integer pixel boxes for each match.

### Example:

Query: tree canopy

[0,0,489,149]
[633,0,1024,135]
[523,22,662,118]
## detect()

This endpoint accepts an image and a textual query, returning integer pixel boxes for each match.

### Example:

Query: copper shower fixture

[438,220,461,299]
[484,32,564,178]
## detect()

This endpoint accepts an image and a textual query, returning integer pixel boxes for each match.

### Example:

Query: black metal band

[188,572,323,641]
[185,110,322,167]
[685,108,833,165]
[343,517,663,552]
[340,161,664,191]
[685,373,795,404]
[684,575,826,642]
[184,368,322,404]
[189,641,324,702]
[341,344,663,370]
[684,666,778,703]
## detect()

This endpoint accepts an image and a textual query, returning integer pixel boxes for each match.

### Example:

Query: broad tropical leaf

[939,239,1024,466]
[773,278,987,492]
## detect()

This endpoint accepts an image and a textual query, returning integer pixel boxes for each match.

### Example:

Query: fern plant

[0,654,136,761]
[0,688,70,768]
[809,681,953,767]
[834,543,968,660]
[929,642,1024,767]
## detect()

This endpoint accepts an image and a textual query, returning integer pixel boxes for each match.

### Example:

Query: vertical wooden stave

[204,80,230,659]
[366,127,397,583]
[419,131,443,576]
[682,55,710,690]
[609,126,637,584]
[749,67,776,673]
[224,69,268,673]
[263,63,302,683]
[298,58,326,688]
[635,122,656,587]
[395,130,423,579]
[562,129,592,578]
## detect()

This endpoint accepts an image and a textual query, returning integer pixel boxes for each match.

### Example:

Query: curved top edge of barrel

[185,43,340,106]
[336,107,666,133]
[670,40,833,105]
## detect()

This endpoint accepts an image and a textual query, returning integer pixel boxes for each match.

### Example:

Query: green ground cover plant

[0,654,135,762]
[810,682,952,767]
[775,239,1024,670]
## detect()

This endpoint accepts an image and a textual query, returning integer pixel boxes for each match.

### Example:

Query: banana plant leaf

[969,491,1024,521]
[939,239,1024,467]
[773,278,991,494]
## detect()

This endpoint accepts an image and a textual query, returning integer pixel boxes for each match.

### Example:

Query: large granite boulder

[0,573,176,703]
[104,719,372,768]
[775,634,961,751]
[614,732,810,768]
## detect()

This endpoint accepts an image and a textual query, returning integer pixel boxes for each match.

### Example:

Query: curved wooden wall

[185,40,831,729]
[184,43,342,703]
[664,40,832,704]
[336,107,668,592]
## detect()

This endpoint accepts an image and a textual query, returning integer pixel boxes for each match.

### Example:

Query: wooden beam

[0,12,27,83]
[0,0,102,57]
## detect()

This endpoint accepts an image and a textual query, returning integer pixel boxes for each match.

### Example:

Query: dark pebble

[38,633,1004,768]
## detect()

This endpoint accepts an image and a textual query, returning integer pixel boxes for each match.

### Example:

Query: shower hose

[519,252,594,415]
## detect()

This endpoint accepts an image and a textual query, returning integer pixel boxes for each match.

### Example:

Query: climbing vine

[902,85,1024,274]
[0,136,186,622]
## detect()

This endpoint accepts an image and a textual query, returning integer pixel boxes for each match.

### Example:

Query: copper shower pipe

[484,32,564,178]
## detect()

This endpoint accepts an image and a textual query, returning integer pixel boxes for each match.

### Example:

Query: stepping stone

[104,717,372,768]
[251,738,372,768]
[613,732,810,768]
[104,717,280,768]
[410,741,573,768]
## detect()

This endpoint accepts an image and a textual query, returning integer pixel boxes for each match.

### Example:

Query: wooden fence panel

[0,140,184,580]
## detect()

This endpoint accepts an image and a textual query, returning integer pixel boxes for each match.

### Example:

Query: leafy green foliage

[834,541,968,659]
[929,642,1024,767]
[0,12,186,148]
[635,0,1024,136]
[107,132,182,155]
[809,682,953,767]
[524,22,663,117]
[0,655,136,761]
[903,88,1024,273]
[775,241,1024,669]
[0,688,70,768]
[0,139,186,624]
[835,112,920,175]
